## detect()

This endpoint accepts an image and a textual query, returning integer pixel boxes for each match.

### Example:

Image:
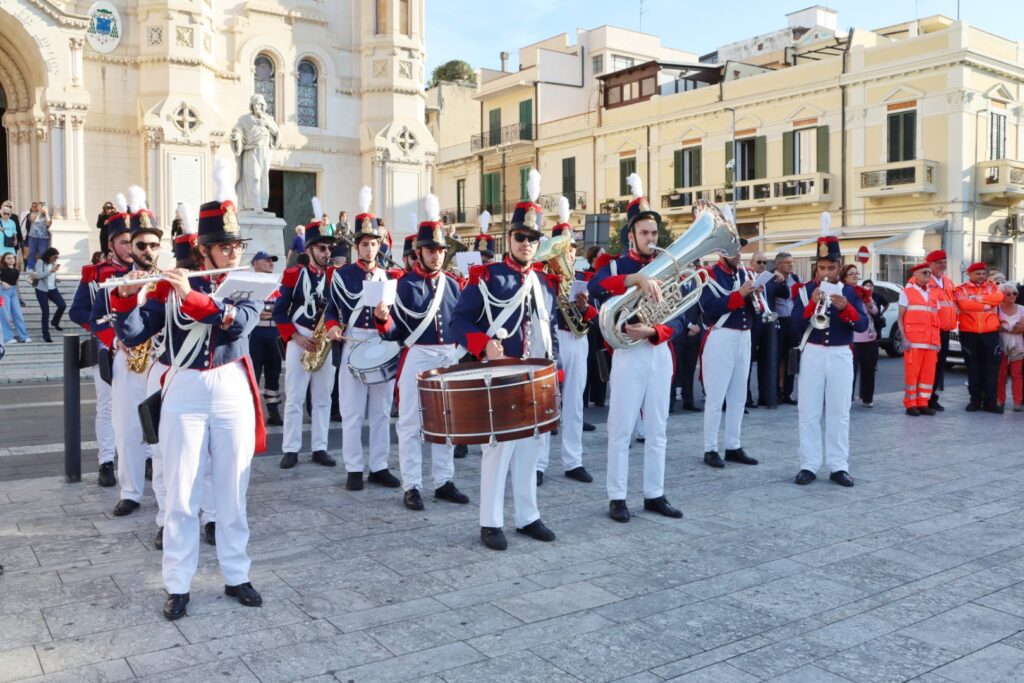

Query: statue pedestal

[50,218,94,275]
[238,211,287,264]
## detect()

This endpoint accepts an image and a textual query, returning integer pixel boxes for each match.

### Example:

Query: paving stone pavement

[2,378,1024,682]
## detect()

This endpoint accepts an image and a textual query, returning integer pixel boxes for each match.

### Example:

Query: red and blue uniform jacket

[452,256,562,360]
[69,263,101,333]
[375,264,462,346]
[272,263,330,342]
[556,271,599,333]
[88,260,132,349]
[325,261,402,332]
[698,260,756,331]
[586,250,683,345]
[790,281,869,346]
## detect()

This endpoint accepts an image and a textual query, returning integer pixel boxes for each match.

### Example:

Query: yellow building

[432,9,1024,282]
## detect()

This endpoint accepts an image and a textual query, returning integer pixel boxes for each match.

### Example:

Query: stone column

[33,119,49,206]
[68,114,86,221]
[48,112,66,216]
[69,37,84,89]
[143,127,162,220]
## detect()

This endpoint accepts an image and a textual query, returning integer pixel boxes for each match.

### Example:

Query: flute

[98,266,250,289]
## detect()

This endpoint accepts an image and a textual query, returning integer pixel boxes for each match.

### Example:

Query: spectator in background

[170,203,185,239]
[956,263,1004,412]
[852,276,882,408]
[287,225,305,266]
[33,247,65,343]
[997,282,1024,412]
[583,245,607,408]
[96,201,116,255]
[337,211,349,238]
[1,204,17,260]
[91,251,104,265]
[25,201,52,269]
[747,251,779,408]
[773,251,800,405]
[0,252,30,342]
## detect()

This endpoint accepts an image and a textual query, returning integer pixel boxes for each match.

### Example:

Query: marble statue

[230,94,279,212]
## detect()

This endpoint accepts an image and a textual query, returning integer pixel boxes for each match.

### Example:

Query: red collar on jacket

[626,249,652,265]
[715,257,737,275]
[503,255,534,275]
[413,262,442,279]
[355,259,377,274]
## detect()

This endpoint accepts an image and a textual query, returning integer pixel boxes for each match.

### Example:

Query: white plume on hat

[558,196,570,224]
[722,204,736,224]
[213,157,237,204]
[127,185,147,214]
[527,169,541,203]
[178,203,196,235]
[626,172,644,200]
[820,211,832,235]
[311,196,324,221]
[424,193,440,222]
[359,186,373,214]
[113,193,128,214]
[479,210,491,234]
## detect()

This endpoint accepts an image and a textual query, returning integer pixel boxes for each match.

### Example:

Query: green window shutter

[816,126,829,172]
[754,135,767,179]
[519,99,533,140]
[887,113,901,162]
[488,109,501,146]
[691,147,702,187]
[619,157,636,196]
[562,157,576,207]
[903,111,916,161]
[782,131,795,176]
[673,149,684,188]
[520,167,530,200]
[724,141,734,183]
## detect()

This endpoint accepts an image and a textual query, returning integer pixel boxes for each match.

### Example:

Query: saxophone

[535,233,590,337]
[125,281,156,373]
[301,314,332,372]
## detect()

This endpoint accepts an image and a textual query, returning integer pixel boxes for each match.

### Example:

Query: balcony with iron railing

[978,159,1024,201]
[470,122,536,152]
[659,172,833,212]
[855,159,937,198]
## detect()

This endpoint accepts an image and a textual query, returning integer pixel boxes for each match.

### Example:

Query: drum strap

[402,274,447,348]
[528,271,553,359]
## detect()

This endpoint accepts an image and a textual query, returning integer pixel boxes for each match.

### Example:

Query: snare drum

[347,340,401,384]
[417,358,560,445]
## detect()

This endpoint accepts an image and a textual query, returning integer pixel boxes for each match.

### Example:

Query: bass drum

[417,358,560,445]
[347,340,401,384]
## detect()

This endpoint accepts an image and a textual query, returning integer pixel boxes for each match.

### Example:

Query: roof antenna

[639,0,646,32]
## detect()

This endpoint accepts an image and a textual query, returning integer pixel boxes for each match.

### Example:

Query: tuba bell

[535,233,591,337]
[598,200,741,351]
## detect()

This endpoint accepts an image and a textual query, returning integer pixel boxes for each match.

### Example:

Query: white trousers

[283,337,335,453]
[538,330,587,473]
[339,328,394,473]
[480,433,547,528]
[160,361,255,594]
[798,344,853,474]
[702,328,751,453]
[111,351,154,502]
[147,363,215,528]
[396,345,458,491]
[606,342,671,500]
[92,364,116,465]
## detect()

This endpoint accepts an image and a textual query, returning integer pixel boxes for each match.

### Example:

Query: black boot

[453,444,468,459]
[266,403,283,426]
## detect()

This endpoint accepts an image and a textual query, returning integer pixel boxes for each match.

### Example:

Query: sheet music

[213,271,280,302]
[818,281,844,298]
[752,270,775,289]
[363,279,397,307]
[569,281,589,299]
[454,252,482,274]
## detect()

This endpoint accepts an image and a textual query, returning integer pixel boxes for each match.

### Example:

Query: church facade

[0,0,435,270]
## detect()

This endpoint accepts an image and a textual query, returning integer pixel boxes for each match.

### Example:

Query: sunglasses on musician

[135,241,161,251]
[512,232,540,244]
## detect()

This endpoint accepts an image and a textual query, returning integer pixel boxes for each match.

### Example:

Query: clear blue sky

[425,0,1024,75]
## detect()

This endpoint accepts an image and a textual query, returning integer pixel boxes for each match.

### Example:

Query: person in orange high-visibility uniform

[899,263,941,416]
[955,262,1004,412]
[924,250,958,411]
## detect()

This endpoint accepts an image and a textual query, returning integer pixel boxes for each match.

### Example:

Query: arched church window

[254,54,276,119]
[297,60,318,127]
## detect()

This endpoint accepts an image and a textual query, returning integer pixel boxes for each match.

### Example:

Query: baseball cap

[250,251,279,264]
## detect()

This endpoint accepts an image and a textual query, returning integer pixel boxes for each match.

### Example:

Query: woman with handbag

[842,266,880,407]
[997,282,1024,411]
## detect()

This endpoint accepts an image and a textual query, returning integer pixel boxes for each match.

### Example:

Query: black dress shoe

[795,469,816,485]
[266,404,283,426]
[453,444,468,459]
[98,461,116,487]
[582,422,596,432]
[204,521,216,546]
[516,519,556,542]
[683,403,702,412]
[112,499,140,516]
[984,404,1005,414]
[434,481,470,504]
[930,399,945,412]
[609,499,631,523]
[536,471,544,486]
[919,406,935,416]
[52,321,63,331]
[564,466,593,483]
[644,496,683,518]
[311,450,337,467]
[279,452,299,469]
[163,593,189,621]
[154,527,163,550]
[966,402,982,412]
[480,527,508,550]
[906,407,921,416]
[368,469,401,487]
[782,396,798,405]
[346,472,364,491]
[404,488,424,511]
[830,470,855,487]
[703,451,725,469]
[724,448,758,465]
[145,457,153,481]
[225,582,262,607]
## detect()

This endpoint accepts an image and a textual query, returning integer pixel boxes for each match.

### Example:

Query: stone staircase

[1,277,91,384]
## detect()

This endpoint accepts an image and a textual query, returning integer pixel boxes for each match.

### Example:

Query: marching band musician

[588,174,684,524]
[474,211,496,265]
[249,251,283,426]
[791,230,868,488]
[325,186,402,492]
[452,169,560,551]
[273,204,337,470]
[90,185,159,518]
[401,233,418,272]
[373,195,471,511]
[110,170,266,620]
[698,232,760,470]
[69,193,126,488]
[536,198,597,486]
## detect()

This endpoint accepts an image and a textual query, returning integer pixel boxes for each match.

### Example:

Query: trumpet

[99,266,249,289]
[811,290,831,329]
[743,269,778,323]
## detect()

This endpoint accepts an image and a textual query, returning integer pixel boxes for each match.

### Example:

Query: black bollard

[63,335,82,483]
